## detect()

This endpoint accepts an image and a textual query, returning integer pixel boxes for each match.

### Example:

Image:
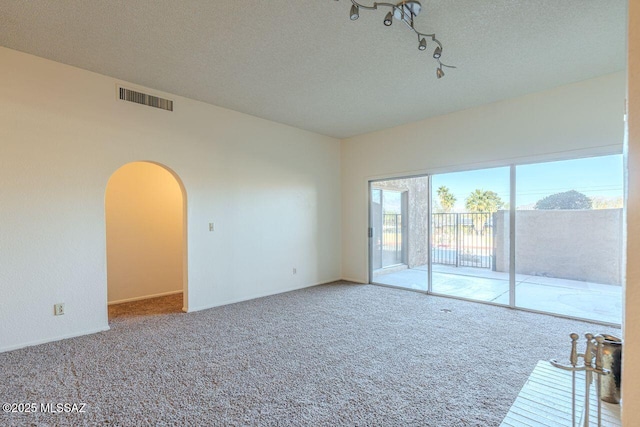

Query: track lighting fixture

[383,11,393,26]
[437,63,455,79]
[335,0,455,78]
[350,4,359,20]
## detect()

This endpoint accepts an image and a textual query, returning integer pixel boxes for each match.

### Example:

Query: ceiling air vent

[118,86,173,111]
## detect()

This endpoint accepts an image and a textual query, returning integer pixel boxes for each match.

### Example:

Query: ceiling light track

[338,0,456,78]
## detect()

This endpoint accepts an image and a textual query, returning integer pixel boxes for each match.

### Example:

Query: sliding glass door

[368,154,623,325]
[370,176,429,291]
[430,167,511,304]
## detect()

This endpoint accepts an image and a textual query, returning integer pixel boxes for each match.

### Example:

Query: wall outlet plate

[54,303,65,316]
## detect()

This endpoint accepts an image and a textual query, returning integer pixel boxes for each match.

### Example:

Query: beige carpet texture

[1,282,620,426]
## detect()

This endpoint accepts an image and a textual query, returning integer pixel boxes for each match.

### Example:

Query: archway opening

[105,161,187,319]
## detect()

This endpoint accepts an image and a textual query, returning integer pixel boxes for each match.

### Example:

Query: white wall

[0,47,341,352]
[106,161,184,304]
[342,72,626,283]
[623,1,639,424]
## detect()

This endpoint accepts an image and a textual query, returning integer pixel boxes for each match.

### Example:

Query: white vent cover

[118,86,173,111]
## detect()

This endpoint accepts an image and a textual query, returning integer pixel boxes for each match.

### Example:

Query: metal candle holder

[550,333,610,427]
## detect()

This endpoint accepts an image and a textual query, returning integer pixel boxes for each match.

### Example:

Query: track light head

[383,11,393,26]
[337,1,454,79]
[350,4,359,20]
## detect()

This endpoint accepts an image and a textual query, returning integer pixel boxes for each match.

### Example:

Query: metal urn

[599,334,622,404]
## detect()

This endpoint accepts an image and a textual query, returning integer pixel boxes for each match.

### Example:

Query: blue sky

[432,154,623,210]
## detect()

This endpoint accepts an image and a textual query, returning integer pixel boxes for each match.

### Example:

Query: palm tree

[437,186,456,213]
[465,189,504,212]
[465,189,504,234]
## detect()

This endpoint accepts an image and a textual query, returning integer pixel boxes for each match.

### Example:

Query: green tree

[534,190,592,210]
[465,189,504,234]
[437,185,456,213]
[465,189,504,213]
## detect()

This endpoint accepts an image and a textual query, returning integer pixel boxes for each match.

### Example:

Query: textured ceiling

[0,0,627,138]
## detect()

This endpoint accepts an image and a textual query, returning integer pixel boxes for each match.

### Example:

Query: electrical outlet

[54,303,65,316]
[209,222,214,232]
[293,268,297,275]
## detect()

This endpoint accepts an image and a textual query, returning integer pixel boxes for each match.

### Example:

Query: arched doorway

[105,161,187,318]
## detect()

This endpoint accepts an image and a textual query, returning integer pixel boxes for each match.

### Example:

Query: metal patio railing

[381,213,403,266]
[431,212,494,269]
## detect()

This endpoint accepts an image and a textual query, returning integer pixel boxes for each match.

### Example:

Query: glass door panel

[515,155,623,323]
[370,176,428,291]
[431,167,511,304]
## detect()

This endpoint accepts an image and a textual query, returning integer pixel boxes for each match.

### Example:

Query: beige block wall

[494,209,623,285]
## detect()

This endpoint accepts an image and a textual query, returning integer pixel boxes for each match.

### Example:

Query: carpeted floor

[1,282,620,426]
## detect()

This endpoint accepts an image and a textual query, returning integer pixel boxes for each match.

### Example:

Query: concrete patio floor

[372,264,622,324]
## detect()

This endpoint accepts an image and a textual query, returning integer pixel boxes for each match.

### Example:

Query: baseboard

[108,290,183,305]
[187,278,340,313]
[340,277,368,284]
[0,325,111,354]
